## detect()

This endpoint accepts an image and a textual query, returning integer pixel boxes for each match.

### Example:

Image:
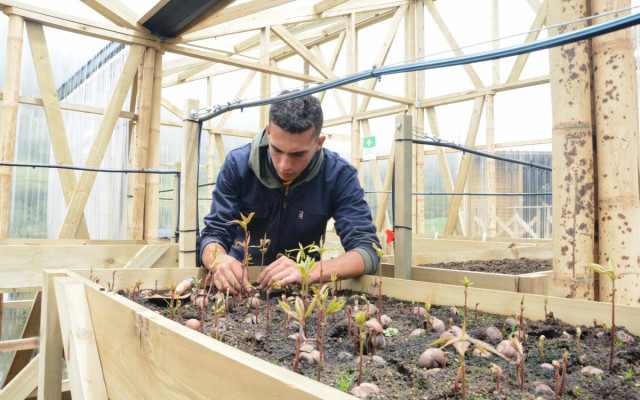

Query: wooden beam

[313,0,349,14]
[0,244,179,290]
[183,0,294,35]
[128,48,156,240]
[0,14,23,239]
[57,44,145,239]
[37,270,65,400]
[163,43,412,105]
[80,0,147,31]
[54,276,108,398]
[179,99,200,268]
[3,3,159,48]
[358,5,406,113]
[260,26,271,128]
[443,96,485,235]
[0,337,39,353]
[0,93,136,119]
[25,21,91,239]
[144,51,163,240]
[418,75,549,108]
[122,245,170,269]
[424,0,484,88]
[425,106,463,235]
[0,354,39,400]
[506,1,547,83]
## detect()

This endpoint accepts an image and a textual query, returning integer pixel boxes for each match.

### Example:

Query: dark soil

[419,258,552,275]
[130,259,640,399]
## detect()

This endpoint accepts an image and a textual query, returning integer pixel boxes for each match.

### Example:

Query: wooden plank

[163,43,412,105]
[0,337,39,353]
[183,0,295,34]
[0,93,136,119]
[424,0,484,88]
[443,96,484,234]
[80,0,146,31]
[0,14,23,239]
[518,271,552,296]
[53,276,108,398]
[342,275,640,335]
[25,21,91,239]
[58,44,145,239]
[122,245,170,269]
[313,0,349,14]
[412,266,518,292]
[358,5,405,114]
[0,354,39,400]
[37,270,65,400]
[179,99,200,268]
[260,26,271,128]
[29,380,71,399]
[81,275,354,399]
[506,2,547,83]
[0,244,179,290]
[3,292,40,387]
[73,267,206,291]
[3,4,159,48]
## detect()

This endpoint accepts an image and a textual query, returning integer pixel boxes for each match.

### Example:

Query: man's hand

[257,255,304,289]
[204,243,250,295]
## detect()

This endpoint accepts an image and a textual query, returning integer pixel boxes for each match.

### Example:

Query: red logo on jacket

[297,210,304,220]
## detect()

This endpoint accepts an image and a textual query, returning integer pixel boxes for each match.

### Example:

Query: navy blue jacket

[200,131,380,274]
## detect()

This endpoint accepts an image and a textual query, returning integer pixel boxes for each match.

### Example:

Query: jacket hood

[248,129,324,189]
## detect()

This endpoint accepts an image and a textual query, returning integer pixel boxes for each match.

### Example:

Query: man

[200,94,380,295]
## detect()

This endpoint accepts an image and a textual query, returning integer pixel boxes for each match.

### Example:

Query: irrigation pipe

[191,11,640,121]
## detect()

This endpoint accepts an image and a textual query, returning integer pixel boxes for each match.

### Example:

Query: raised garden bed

[41,267,640,399]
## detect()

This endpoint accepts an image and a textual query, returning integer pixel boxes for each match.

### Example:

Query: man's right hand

[203,243,250,296]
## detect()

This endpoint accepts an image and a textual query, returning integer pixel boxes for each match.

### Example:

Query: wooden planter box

[27,267,640,399]
[379,263,551,295]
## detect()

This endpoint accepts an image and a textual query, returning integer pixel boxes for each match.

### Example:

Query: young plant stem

[317,322,327,381]
[266,289,272,335]
[358,332,364,385]
[293,333,302,373]
[560,352,568,396]
[609,287,616,372]
[553,361,560,400]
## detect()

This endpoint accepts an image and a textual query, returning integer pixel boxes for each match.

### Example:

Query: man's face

[266,122,325,182]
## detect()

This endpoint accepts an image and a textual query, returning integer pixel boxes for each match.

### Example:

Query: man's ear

[316,134,326,150]
[265,123,271,137]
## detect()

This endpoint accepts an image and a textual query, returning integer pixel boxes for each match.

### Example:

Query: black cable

[0,161,180,175]
[408,138,552,171]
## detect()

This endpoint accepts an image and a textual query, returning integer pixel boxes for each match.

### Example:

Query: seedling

[586,257,639,372]
[372,242,384,323]
[539,335,546,363]
[619,368,634,379]
[490,363,502,393]
[313,284,346,380]
[253,232,271,272]
[278,295,317,373]
[131,278,144,303]
[211,296,225,340]
[576,327,582,359]
[228,211,255,298]
[265,280,281,335]
[355,310,367,385]
[308,236,333,286]
[335,365,355,392]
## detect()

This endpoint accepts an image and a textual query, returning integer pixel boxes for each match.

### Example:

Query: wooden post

[144,50,163,240]
[172,162,181,243]
[547,0,596,300]
[38,271,65,400]
[179,99,200,268]
[260,26,271,128]
[415,1,425,235]
[0,14,24,239]
[486,0,499,238]
[404,1,417,235]
[129,47,156,240]
[592,0,640,305]
[394,113,412,280]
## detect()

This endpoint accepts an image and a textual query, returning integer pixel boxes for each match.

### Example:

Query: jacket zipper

[268,185,289,262]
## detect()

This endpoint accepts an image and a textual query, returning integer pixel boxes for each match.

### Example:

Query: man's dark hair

[269,93,323,136]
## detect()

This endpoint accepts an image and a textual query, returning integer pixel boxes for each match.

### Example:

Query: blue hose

[194,12,640,121]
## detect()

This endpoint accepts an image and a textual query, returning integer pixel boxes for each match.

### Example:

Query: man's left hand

[256,255,304,289]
